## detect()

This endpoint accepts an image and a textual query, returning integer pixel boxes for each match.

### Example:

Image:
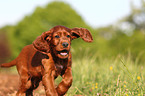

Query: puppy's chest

[55,63,66,75]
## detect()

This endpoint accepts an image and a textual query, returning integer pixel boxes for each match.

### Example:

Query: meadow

[64,51,145,96]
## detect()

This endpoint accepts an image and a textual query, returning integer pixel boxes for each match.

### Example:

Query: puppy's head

[33,25,93,59]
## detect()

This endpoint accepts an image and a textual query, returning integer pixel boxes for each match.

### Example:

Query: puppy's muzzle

[62,42,69,48]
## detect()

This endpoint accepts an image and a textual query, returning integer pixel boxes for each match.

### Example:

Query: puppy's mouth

[57,50,69,56]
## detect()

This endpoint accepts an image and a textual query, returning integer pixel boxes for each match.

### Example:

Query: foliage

[121,0,145,31]
[105,0,145,62]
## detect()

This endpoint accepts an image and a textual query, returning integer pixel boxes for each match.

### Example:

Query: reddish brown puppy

[0,25,93,96]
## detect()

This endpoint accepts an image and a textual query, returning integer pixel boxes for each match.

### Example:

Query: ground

[0,73,46,96]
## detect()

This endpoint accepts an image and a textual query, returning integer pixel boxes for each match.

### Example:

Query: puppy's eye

[67,35,70,38]
[55,35,60,38]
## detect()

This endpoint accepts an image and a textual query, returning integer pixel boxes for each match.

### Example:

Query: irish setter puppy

[0,25,93,96]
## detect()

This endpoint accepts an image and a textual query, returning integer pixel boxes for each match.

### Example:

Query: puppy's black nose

[62,42,68,48]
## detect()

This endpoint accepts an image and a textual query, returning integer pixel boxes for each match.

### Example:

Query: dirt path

[0,73,45,96]
[0,73,18,96]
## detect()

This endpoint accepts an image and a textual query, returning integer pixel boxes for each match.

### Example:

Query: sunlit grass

[66,53,145,95]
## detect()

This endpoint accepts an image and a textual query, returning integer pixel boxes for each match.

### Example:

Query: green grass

[65,54,145,96]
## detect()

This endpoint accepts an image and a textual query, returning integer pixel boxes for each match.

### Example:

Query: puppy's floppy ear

[33,30,52,53]
[71,28,93,42]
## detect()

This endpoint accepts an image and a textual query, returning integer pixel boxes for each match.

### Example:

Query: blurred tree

[107,0,145,63]
[120,0,145,32]
[0,29,11,63]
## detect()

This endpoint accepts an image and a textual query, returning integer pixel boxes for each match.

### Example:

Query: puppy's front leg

[56,67,73,96]
[42,57,58,96]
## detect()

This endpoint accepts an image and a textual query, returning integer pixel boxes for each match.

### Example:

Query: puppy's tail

[0,59,16,68]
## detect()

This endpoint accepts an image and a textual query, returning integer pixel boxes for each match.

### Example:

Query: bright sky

[0,0,141,28]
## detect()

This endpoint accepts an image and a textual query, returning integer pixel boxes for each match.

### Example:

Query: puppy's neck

[50,50,68,65]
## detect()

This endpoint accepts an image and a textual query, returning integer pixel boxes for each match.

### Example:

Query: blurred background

[1,0,145,95]
[0,0,144,63]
